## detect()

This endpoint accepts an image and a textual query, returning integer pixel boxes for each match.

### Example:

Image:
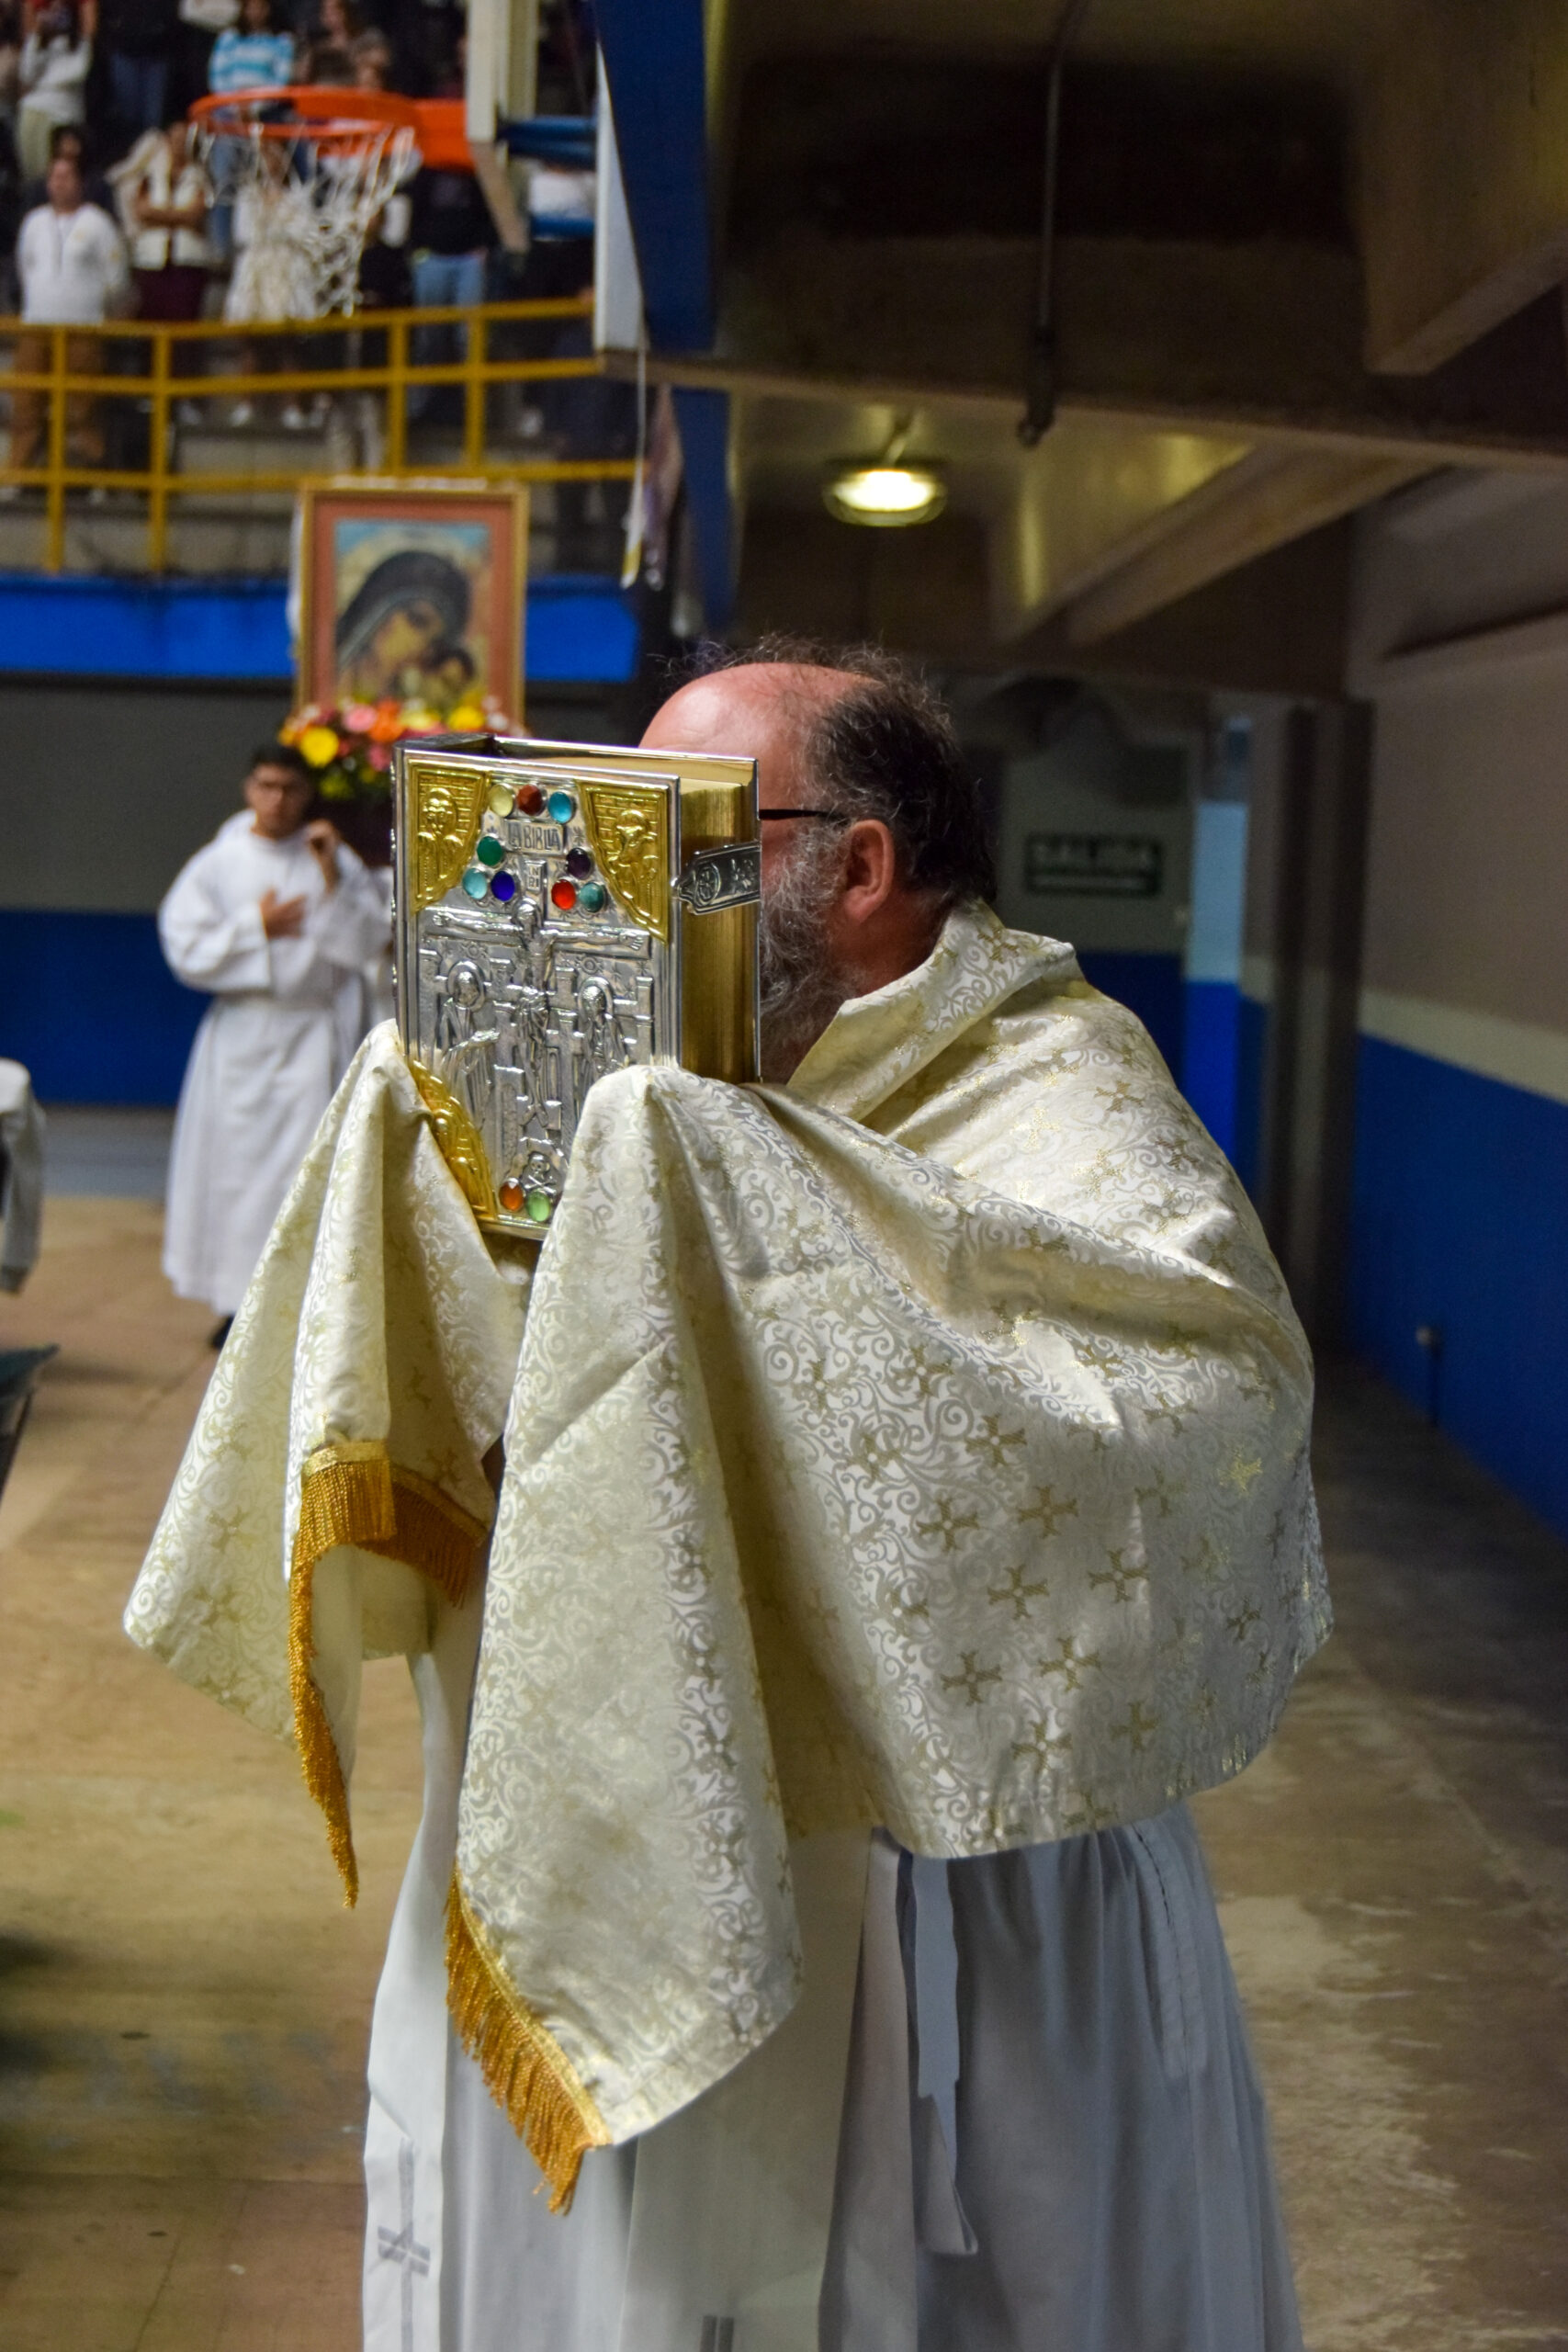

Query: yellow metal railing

[0,293,636,572]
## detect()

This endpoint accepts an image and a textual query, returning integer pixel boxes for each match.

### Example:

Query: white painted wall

[1349,471,1568,1102]
[993,699,1191,957]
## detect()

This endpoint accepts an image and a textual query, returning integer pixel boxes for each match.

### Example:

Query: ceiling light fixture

[822,413,946,528]
[823,464,947,527]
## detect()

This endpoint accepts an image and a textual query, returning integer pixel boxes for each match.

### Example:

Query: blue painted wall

[1350,1034,1568,1540]
[0,909,206,1105]
[1077,949,1184,1081]
[1182,978,1243,1160]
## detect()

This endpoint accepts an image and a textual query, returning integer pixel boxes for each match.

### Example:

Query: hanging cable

[1019,0,1092,447]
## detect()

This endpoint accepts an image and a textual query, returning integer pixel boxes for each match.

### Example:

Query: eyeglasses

[758,808,851,822]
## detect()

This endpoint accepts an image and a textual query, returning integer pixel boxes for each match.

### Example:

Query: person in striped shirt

[207,0,292,95]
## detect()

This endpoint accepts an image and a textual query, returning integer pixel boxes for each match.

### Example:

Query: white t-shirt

[17,201,130,325]
[17,28,89,125]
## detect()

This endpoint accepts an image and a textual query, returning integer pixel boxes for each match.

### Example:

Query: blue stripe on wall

[1350,1033,1568,1540]
[0,573,292,678]
[0,571,640,684]
[0,909,205,1105]
[1077,950,1184,1081]
[1181,978,1242,1160]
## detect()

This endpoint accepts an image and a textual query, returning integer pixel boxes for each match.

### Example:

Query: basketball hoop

[190,87,421,319]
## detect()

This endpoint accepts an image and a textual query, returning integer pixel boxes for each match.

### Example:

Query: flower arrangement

[278,688,514,805]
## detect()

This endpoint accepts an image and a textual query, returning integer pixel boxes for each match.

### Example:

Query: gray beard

[758,828,854,1083]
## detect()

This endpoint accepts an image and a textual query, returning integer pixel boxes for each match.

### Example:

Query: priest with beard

[129,645,1325,2352]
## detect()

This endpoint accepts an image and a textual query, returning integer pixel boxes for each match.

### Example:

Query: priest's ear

[837,817,899,926]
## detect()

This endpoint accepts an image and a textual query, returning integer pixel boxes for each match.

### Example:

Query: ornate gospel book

[393,734,761,1238]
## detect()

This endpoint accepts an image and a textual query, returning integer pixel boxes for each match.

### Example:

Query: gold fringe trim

[288,1540,360,1907]
[368,1466,491,1608]
[289,1444,494,1905]
[446,1873,611,2212]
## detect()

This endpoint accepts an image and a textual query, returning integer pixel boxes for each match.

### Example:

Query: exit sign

[1024,833,1165,897]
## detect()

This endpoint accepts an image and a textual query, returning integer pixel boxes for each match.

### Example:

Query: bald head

[641,662,862,812]
[640,654,964,1079]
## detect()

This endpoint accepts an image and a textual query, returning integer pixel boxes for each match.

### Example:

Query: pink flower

[367,742,391,770]
[344,703,378,734]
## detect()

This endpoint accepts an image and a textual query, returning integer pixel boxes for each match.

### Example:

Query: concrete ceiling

[718,0,1409,80]
[607,0,1568,675]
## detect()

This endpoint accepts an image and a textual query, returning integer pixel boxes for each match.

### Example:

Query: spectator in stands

[207,0,290,92]
[362,0,454,100]
[0,8,22,303]
[407,143,493,417]
[22,117,110,211]
[428,20,459,97]
[110,116,210,318]
[7,147,130,483]
[17,0,89,186]
[348,24,387,89]
[0,0,23,129]
[173,0,236,119]
[96,0,182,142]
[297,0,357,82]
[356,189,408,310]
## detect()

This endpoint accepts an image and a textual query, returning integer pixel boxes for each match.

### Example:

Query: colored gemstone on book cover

[565,847,593,878]
[550,877,578,911]
[475,834,505,868]
[489,871,518,903]
[460,866,489,899]
[547,789,576,823]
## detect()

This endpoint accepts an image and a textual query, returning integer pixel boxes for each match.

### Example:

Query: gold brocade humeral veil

[125,905,1327,2212]
[126,1028,529,1895]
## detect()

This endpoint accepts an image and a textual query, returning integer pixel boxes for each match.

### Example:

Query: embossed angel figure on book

[128,644,1326,2352]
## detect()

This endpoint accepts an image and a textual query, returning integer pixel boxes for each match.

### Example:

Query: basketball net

[193,96,419,320]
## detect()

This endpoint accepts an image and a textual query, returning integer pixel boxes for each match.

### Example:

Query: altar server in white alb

[159,741,389,1338]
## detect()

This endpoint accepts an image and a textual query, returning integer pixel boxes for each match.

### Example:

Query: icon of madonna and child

[300,487,527,720]
[335,539,487,708]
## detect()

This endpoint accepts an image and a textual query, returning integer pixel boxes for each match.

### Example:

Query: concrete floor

[2,1197,1566,2348]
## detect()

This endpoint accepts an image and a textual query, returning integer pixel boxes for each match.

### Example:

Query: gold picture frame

[296,478,529,717]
